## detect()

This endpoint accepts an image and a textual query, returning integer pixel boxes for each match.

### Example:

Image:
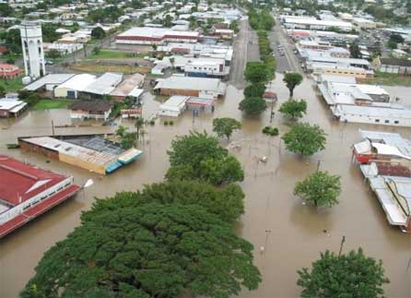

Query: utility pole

[264,229,272,254]
[51,120,55,136]
[316,160,321,172]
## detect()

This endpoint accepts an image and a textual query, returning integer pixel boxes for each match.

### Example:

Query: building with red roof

[0,63,20,79]
[0,155,80,238]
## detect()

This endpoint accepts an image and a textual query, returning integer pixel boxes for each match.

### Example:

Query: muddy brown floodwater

[1,74,410,298]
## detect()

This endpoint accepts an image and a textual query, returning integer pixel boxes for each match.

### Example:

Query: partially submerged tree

[212,117,242,140]
[166,131,244,185]
[283,73,303,98]
[279,99,307,120]
[245,62,270,83]
[297,249,389,297]
[244,83,266,98]
[282,123,326,157]
[239,97,267,117]
[294,171,341,207]
[21,204,261,298]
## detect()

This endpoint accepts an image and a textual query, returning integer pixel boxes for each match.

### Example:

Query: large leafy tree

[282,123,326,156]
[85,180,245,223]
[22,204,261,298]
[91,26,106,39]
[279,99,307,120]
[245,62,270,83]
[239,97,267,116]
[244,83,266,98]
[349,42,361,58]
[283,73,303,98]
[294,171,341,207]
[297,249,389,297]
[166,132,244,185]
[212,117,242,140]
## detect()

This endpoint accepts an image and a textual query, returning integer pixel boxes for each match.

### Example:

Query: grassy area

[33,99,73,110]
[0,76,24,92]
[358,72,411,87]
[68,61,151,74]
[87,50,131,59]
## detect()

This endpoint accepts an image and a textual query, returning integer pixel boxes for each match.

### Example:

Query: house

[0,155,80,238]
[0,96,28,118]
[0,64,20,79]
[110,73,145,101]
[159,95,189,117]
[186,97,215,114]
[373,57,411,76]
[154,75,226,98]
[54,74,97,99]
[352,130,411,233]
[69,100,113,121]
[19,135,143,175]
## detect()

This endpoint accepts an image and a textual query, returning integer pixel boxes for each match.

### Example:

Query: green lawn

[0,76,24,93]
[87,50,132,59]
[33,99,73,110]
[359,72,411,87]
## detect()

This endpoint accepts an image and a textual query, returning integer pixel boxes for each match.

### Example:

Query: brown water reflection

[1,74,410,298]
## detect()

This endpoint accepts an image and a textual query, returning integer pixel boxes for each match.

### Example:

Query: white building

[281,16,353,32]
[20,21,46,79]
[54,74,97,98]
[159,95,189,117]
[116,27,200,45]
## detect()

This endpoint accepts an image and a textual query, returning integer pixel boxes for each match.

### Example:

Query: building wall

[59,152,107,175]
[19,139,60,160]
[337,112,410,127]
[159,88,199,97]
[320,68,369,79]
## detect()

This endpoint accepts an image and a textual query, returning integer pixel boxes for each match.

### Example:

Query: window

[384,120,389,123]
[394,121,399,124]
[375,119,380,123]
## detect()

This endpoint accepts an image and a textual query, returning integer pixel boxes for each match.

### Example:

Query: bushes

[262,126,279,136]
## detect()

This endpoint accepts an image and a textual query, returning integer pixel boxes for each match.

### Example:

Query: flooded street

[1,74,410,297]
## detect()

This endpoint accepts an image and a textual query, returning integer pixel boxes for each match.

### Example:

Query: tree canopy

[245,62,270,84]
[21,203,261,298]
[279,99,307,120]
[294,171,341,207]
[283,73,303,98]
[349,42,361,59]
[212,117,242,140]
[91,26,106,39]
[282,123,326,156]
[239,97,267,117]
[166,131,244,185]
[244,83,266,98]
[297,248,389,297]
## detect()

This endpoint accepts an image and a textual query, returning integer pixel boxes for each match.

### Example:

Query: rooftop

[154,75,225,93]
[0,155,68,206]
[69,100,113,113]
[82,72,123,95]
[55,74,97,92]
[25,74,75,91]
[117,27,200,39]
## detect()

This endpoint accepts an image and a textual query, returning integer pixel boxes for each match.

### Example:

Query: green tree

[0,85,5,98]
[86,180,245,223]
[119,132,136,149]
[239,97,267,116]
[283,73,303,98]
[116,125,128,137]
[279,99,307,120]
[163,14,174,27]
[387,40,397,49]
[22,203,261,298]
[92,46,101,55]
[135,117,144,141]
[41,23,61,42]
[389,33,404,44]
[294,171,341,207]
[0,4,13,17]
[91,27,106,39]
[46,49,61,59]
[212,117,242,140]
[0,29,21,54]
[244,83,266,98]
[245,62,270,83]
[282,123,326,156]
[297,249,389,297]
[349,42,361,58]
[166,132,244,185]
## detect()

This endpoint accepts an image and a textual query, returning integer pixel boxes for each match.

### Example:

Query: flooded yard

[1,74,410,298]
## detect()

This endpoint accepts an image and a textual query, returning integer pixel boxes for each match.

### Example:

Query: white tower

[20,21,46,79]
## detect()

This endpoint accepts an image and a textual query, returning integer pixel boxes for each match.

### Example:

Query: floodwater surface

[1,74,410,298]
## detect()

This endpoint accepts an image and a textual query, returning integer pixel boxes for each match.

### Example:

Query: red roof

[263,91,278,99]
[0,155,68,206]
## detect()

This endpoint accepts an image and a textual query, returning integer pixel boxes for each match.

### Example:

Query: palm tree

[135,117,144,142]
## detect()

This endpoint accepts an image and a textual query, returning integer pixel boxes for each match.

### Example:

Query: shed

[159,95,189,117]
